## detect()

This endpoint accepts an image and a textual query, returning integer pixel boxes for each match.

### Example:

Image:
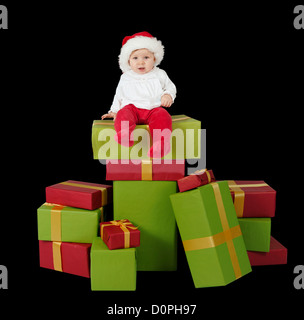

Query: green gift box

[91,114,201,160]
[37,203,103,243]
[90,237,136,291]
[113,181,177,271]
[238,218,271,252]
[170,181,252,288]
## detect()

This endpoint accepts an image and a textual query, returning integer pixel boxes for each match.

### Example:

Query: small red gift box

[100,219,140,250]
[177,169,215,192]
[247,237,287,266]
[228,180,276,218]
[106,159,185,181]
[39,240,91,277]
[45,180,113,210]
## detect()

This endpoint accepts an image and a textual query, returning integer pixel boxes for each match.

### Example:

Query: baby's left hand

[161,94,173,108]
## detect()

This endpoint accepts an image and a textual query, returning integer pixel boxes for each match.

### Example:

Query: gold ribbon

[141,160,152,180]
[44,203,104,242]
[172,116,191,122]
[50,205,65,241]
[227,181,269,217]
[52,241,62,272]
[211,183,242,279]
[60,181,108,206]
[183,225,241,251]
[228,183,269,188]
[227,180,245,218]
[183,182,243,280]
[101,219,138,248]
[191,168,207,175]
[191,169,211,183]
[205,171,211,183]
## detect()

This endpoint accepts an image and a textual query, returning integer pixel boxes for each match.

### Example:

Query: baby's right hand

[101,112,117,121]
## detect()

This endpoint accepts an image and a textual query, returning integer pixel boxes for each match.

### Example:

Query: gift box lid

[228,180,276,193]
[45,180,113,210]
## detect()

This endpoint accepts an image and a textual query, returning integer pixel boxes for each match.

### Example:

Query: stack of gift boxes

[37,114,287,290]
[227,180,287,266]
[176,172,287,288]
[37,180,113,279]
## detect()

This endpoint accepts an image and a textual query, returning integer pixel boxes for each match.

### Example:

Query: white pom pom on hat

[118,31,164,73]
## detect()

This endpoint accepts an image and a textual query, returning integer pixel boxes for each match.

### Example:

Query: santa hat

[118,31,164,73]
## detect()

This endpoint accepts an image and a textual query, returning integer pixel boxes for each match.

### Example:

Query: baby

[102,31,177,158]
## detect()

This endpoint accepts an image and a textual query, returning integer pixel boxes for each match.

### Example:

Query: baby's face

[129,49,155,74]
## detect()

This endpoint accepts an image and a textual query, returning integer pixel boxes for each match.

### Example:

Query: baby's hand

[101,112,117,121]
[161,94,173,108]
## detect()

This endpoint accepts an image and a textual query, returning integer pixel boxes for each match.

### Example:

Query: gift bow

[101,219,138,248]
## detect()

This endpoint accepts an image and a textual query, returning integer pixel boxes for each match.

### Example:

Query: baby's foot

[114,129,134,147]
[147,140,171,158]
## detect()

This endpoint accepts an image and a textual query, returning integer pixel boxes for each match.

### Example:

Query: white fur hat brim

[118,35,164,73]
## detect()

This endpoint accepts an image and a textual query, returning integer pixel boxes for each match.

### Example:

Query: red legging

[114,104,172,157]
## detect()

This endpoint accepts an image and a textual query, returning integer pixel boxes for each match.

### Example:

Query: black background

[1,1,303,318]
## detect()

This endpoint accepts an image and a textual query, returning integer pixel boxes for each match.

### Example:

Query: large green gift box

[37,203,103,243]
[90,237,136,291]
[238,218,271,252]
[170,181,252,288]
[91,114,201,160]
[113,181,177,271]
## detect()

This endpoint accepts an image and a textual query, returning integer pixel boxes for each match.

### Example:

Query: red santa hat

[118,31,164,73]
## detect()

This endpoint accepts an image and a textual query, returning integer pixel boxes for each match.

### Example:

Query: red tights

[114,104,172,158]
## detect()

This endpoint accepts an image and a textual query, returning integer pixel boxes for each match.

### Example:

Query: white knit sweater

[109,67,177,113]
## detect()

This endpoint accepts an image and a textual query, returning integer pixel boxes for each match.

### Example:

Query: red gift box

[100,219,140,250]
[247,237,287,266]
[39,240,91,277]
[106,159,185,181]
[228,180,276,218]
[177,169,215,192]
[45,180,113,210]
